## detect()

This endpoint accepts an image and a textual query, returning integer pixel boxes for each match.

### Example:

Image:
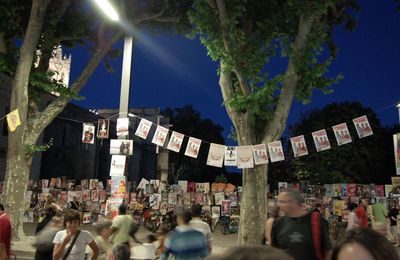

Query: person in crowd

[189,203,213,253]
[108,203,133,245]
[34,216,63,260]
[106,244,130,260]
[131,234,157,259]
[372,198,388,236]
[161,207,208,260]
[206,245,293,260]
[356,198,369,228]
[332,228,399,260]
[388,202,399,246]
[94,220,112,260]
[271,188,332,260]
[36,203,58,234]
[53,209,99,260]
[312,203,323,213]
[69,197,79,210]
[265,205,280,245]
[0,203,12,258]
[346,203,359,231]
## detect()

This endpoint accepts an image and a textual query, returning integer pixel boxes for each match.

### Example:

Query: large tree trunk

[238,164,267,245]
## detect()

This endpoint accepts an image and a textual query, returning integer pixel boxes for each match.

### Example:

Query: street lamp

[92,0,132,120]
[397,103,400,124]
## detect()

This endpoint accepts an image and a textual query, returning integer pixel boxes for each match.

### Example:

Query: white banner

[167,131,184,153]
[82,123,95,144]
[237,146,254,169]
[290,135,308,157]
[184,137,202,158]
[206,143,225,168]
[353,115,373,138]
[135,118,152,139]
[110,139,133,155]
[151,125,169,147]
[110,155,126,176]
[268,141,285,162]
[394,133,400,175]
[332,123,352,146]
[224,146,238,166]
[252,144,269,165]
[312,129,331,152]
[116,118,129,136]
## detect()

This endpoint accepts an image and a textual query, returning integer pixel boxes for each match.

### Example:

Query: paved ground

[11,222,237,259]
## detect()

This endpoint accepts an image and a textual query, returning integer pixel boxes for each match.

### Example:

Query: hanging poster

[312,129,331,152]
[110,139,133,155]
[137,178,149,190]
[290,135,308,157]
[152,125,169,147]
[267,141,285,162]
[109,155,126,176]
[111,176,126,199]
[167,131,184,153]
[353,115,373,138]
[394,133,400,175]
[97,119,110,139]
[237,145,254,169]
[252,144,269,165]
[184,137,202,158]
[204,143,224,168]
[89,179,98,190]
[332,123,352,146]
[135,118,152,139]
[82,123,95,144]
[6,109,21,132]
[224,146,237,166]
[116,118,129,136]
[178,180,188,193]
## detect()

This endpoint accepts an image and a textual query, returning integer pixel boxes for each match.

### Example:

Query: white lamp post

[397,103,400,124]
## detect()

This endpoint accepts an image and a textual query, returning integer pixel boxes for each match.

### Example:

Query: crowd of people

[1,187,400,259]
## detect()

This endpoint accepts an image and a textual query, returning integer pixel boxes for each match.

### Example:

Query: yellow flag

[6,108,21,132]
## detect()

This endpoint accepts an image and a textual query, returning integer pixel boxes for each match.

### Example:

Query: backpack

[311,212,323,260]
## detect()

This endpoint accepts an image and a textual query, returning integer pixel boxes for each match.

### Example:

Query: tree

[288,101,395,184]
[188,0,358,244]
[162,105,225,183]
[0,0,190,240]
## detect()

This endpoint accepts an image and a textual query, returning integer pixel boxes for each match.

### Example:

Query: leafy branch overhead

[188,0,359,138]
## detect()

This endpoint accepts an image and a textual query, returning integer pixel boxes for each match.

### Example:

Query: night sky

[70,1,400,144]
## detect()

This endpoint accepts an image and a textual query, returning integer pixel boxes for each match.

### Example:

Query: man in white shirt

[108,204,133,245]
[189,203,213,253]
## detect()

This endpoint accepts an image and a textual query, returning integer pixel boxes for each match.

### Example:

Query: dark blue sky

[71,1,400,143]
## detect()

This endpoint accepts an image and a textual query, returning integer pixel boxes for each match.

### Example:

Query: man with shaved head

[271,188,332,260]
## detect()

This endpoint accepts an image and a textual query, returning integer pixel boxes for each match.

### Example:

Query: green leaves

[25,138,53,155]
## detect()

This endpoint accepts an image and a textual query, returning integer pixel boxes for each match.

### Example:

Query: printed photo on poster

[353,115,373,138]
[267,141,285,162]
[312,129,331,152]
[332,123,352,146]
[82,123,95,144]
[110,155,126,176]
[97,119,110,139]
[184,137,202,158]
[221,200,231,215]
[211,205,221,219]
[237,146,254,169]
[116,118,129,136]
[167,131,184,153]
[111,176,126,199]
[206,143,225,168]
[135,118,152,139]
[290,135,308,157]
[110,139,133,155]
[252,144,268,165]
[224,146,238,166]
[152,125,169,147]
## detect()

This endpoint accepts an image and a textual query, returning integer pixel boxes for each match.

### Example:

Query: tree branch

[32,30,123,134]
[219,62,240,130]
[215,0,251,97]
[262,14,314,143]
[133,0,169,25]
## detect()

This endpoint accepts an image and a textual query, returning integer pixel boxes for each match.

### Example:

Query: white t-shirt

[53,229,94,260]
[189,218,213,242]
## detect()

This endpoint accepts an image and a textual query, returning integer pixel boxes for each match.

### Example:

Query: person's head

[49,216,63,228]
[315,203,322,212]
[176,207,192,225]
[360,199,368,207]
[349,203,358,212]
[119,203,126,215]
[191,203,202,218]
[95,220,112,238]
[269,205,280,219]
[106,244,130,260]
[63,209,80,233]
[206,245,293,260]
[0,203,4,214]
[332,228,398,260]
[277,188,303,216]
[45,203,58,218]
[146,234,157,243]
